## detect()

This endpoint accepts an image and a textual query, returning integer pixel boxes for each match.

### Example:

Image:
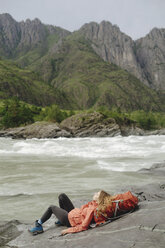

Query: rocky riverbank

[1,163,165,248]
[0,112,165,139]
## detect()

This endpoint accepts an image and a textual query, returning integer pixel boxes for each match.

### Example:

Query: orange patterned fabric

[66,200,105,234]
[65,191,138,234]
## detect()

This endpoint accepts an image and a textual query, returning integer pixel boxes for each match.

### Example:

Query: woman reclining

[29,190,138,235]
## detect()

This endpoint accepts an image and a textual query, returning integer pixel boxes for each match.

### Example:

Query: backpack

[91,191,138,228]
[110,191,139,217]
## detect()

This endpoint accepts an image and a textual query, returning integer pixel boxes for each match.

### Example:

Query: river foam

[0,136,165,221]
[0,136,164,171]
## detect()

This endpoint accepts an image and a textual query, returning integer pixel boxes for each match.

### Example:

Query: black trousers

[40,193,75,227]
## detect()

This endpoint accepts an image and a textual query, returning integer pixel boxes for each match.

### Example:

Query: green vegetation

[0,97,164,130]
[0,98,75,129]
[36,104,75,123]
[1,29,161,112]
[15,26,69,69]
[0,97,34,128]
[28,36,165,112]
[0,33,164,112]
[0,58,69,107]
[0,27,165,129]
[97,106,165,130]
[129,111,165,130]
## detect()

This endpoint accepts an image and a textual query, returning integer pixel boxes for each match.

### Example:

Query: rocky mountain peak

[0,14,70,59]
[0,13,20,56]
[25,17,41,24]
[149,27,165,38]
[78,20,146,85]
[0,14,165,91]
[80,21,122,41]
[18,17,47,49]
[78,20,165,90]
[0,13,15,23]
[135,27,165,90]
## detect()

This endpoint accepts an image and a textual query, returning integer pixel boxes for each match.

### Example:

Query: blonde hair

[97,190,116,217]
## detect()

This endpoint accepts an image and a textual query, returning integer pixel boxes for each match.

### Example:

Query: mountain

[77,21,165,91]
[9,35,165,111]
[0,14,164,111]
[135,28,165,90]
[0,13,70,62]
[78,21,146,85]
[0,58,69,107]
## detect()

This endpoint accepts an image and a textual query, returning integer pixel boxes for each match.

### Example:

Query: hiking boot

[29,220,43,235]
[55,220,63,226]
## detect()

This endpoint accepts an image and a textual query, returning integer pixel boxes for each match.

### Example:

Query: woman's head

[93,191,101,202]
[97,190,112,204]
[95,190,115,216]
[93,190,111,203]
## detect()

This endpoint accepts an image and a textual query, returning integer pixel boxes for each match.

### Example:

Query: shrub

[40,104,69,123]
[129,111,157,130]
[0,97,34,128]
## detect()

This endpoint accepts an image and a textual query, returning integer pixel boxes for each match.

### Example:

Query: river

[0,136,165,222]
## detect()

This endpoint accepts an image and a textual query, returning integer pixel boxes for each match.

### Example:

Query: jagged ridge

[0,14,165,111]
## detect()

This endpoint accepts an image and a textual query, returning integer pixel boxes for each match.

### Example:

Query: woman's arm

[61,207,94,235]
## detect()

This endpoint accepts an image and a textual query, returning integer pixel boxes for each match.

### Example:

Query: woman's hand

[61,229,68,235]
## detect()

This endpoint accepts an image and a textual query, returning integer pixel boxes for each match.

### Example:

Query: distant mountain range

[0,13,164,111]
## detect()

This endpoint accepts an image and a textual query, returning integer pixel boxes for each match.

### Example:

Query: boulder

[0,113,164,139]
[0,220,21,247]
[60,112,121,137]
[0,122,71,139]
[2,163,165,248]
[120,125,145,136]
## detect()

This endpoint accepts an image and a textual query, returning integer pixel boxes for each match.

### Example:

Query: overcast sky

[0,0,165,40]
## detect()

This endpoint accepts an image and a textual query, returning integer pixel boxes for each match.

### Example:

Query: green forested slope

[0,59,69,107]
[28,36,164,111]
[0,32,164,111]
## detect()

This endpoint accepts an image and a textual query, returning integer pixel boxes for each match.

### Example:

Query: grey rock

[60,112,121,137]
[0,13,70,59]
[120,125,145,136]
[0,14,21,56]
[135,28,165,90]
[78,21,148,86]
[0,220,21,247]
[78,21,165,90]
[0,113,164,139]
[2,183,165,248]
[1,164,165,248]
[18,18,47,51]
[138,161,165,177]
[0,122,71,139]
[144,129,165,135]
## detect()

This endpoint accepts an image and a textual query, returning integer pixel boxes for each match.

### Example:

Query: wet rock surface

[0,121,71,139]
[0,112,164,139]
[60,112,121,137]
[1,163,165,248]
[0,220,21,247]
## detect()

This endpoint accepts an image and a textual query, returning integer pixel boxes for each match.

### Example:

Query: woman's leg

[29,193,74,234]
[58,193,75,212]
[40,205,71,227]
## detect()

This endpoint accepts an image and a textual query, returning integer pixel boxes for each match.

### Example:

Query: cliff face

[16,18,48,53]
[0,14,20,56]
[1,14,165,91]
[78,21,165,90]
[78,21,148,86]
[135,28,165,90]
[0,14,165,109]
[0,13,70,59]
